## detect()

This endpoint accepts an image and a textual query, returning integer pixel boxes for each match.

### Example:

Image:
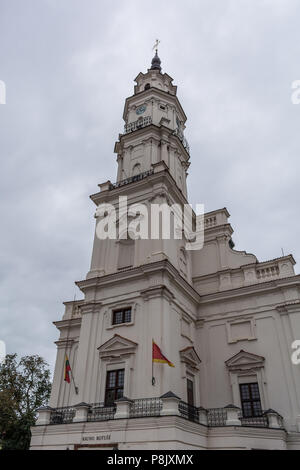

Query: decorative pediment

[180,346,201,370]
[225,350,265,372]
[97,334,138,360]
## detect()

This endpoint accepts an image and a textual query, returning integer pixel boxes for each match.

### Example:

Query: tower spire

[151,39,161,72]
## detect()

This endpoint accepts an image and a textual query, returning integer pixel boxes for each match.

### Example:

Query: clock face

[136,104,147,115]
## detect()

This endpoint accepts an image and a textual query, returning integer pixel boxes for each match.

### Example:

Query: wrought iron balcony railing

[240,414,269,428]
[124,116,152,134]
[206,407,227,427]
[87,403,116,422]
[129,397,162,418]
[49,406,76,425]
[178,401,199,423]
[47,400,284,431]
[109,169,154,190]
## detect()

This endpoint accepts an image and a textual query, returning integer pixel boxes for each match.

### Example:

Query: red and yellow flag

[64,354,71,383]
[152,340,175,367]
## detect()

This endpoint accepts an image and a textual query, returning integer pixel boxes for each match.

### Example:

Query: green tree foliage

[0,354,51,450]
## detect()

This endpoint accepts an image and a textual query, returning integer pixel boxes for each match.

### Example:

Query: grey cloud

[0,0,299,373]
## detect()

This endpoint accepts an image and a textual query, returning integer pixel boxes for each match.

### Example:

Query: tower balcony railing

[124,116,152,133]
[109,169,154,190]
[43,399,284,430]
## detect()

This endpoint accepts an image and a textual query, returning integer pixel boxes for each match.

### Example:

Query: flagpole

[65,352,79,395]
[71,291,79,394]
[152,339,155,386]
[71,369,79,395]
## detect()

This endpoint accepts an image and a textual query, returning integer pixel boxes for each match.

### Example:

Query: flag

[64,354,71,383]
[152,340,175,367]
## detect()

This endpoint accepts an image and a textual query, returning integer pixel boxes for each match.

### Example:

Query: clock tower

[50,51,198,410]
[114,51,190,198]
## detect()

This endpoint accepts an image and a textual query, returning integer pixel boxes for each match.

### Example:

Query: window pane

[124,309,131,323]
[117,370,125,386]
[113,311,123,324]
[107,371,116,388]
[187,379,193,391]
[242,403,252,417]
[105,369,125,406]
[240,384,250,400]
[240,382,262,418]
[250,383,260,399]
[113,308,132,325]
[253,401,262,416]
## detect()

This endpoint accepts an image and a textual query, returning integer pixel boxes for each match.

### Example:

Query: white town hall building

[31,52,300,450]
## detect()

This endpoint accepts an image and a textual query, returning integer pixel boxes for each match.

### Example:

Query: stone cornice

[54,338,75,349]
[207,425,286,438]
[140,285,175,302]
[76,260,201,305]
[193,256,296,285]
[197,274,300,305]
[79,301,103,316]
[243,254,296,268]
[203,223,234,241]
[276,300,300,315]
[53,318,82,331]
[115,123,190,160]
[90,165,188,207]
[204,207,230,219]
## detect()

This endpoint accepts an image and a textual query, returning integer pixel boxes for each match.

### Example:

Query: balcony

[124,116,152,134]
[38,397,284,431]
[87,403,116,422]
[109,169,154,190]
[49,406,76,424]
[172,128,190,154]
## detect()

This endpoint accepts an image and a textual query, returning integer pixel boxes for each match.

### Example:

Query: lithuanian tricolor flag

[64,354,71,383]
[152,340,175,367]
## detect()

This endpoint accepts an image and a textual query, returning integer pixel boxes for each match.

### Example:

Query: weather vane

[152,39,160,53]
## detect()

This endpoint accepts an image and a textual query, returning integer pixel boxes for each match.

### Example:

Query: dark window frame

[239,382,262,418]
[104,369,125,406]
[187,378,194,406]
[112,307,132,325]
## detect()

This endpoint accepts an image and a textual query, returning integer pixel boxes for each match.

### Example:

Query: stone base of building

[30,416,300,450]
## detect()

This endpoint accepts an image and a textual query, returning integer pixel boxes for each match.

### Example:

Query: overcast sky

[0,0,300,374]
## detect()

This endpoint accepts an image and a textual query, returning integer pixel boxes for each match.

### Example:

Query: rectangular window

[112,307,132,325]
[105,369,125,406]
[187,379,194,406]
[239,383,262,417]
